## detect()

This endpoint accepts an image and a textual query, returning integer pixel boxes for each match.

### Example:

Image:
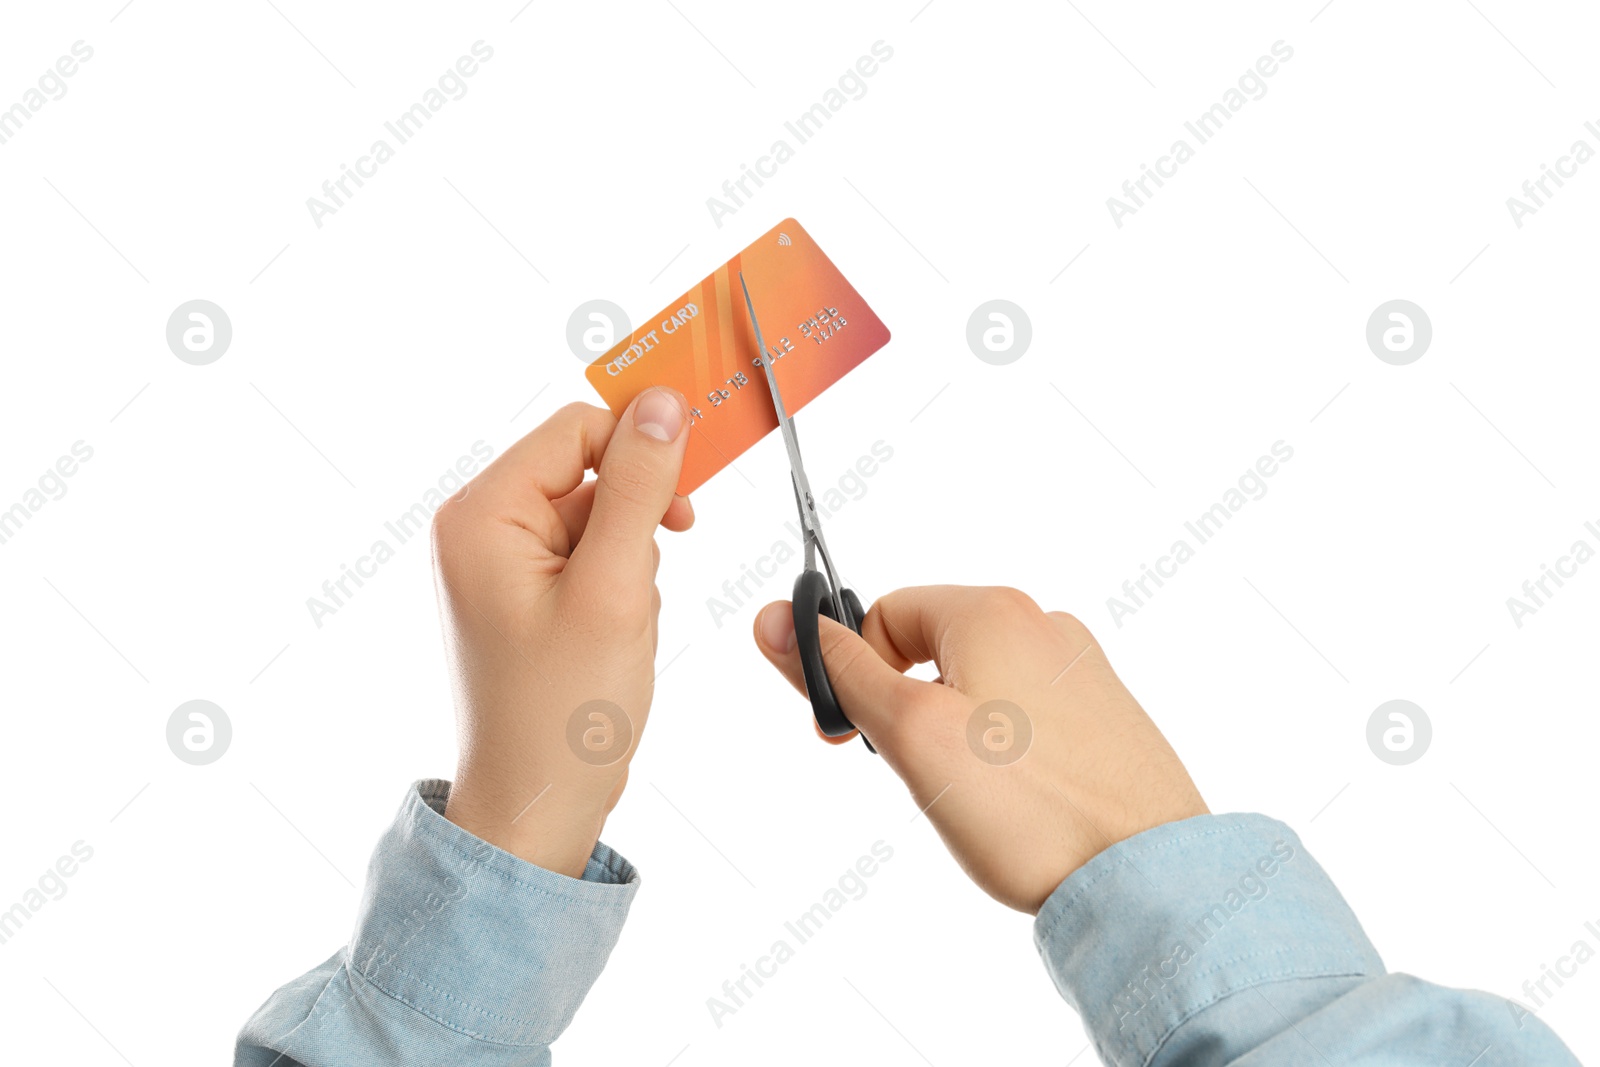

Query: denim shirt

[236,780,1578,1066]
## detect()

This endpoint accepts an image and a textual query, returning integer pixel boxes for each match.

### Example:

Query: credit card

[585,218,890,495]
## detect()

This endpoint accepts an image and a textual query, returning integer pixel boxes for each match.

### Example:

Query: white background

[2,0,1597,1063]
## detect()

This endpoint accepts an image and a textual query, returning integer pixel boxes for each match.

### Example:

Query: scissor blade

[738,272,849,622]
[739,272,810,506]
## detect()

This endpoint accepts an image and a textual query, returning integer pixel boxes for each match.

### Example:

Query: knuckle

[984,585,1043,618]
[555,401,609,454]
[1047,610,1094,643]
[429,497,477,576]
[557,400,602,423]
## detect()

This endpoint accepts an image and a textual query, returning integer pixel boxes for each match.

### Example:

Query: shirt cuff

[347,778,639,1046]
[1033,813,1384,1067]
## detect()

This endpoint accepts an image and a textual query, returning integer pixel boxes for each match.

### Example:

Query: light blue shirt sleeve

[1033,812,1580,1066]
[235,779,638,1067]
[238,787,1581,1065]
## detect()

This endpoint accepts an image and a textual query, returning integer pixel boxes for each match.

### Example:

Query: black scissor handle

[793,571,876,753]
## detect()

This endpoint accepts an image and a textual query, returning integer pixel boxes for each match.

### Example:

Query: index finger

[860,585,1038,692]
[473,403,618,519]
[857,585,967,670]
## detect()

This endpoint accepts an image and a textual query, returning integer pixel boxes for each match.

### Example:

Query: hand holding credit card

[584,218,890,496]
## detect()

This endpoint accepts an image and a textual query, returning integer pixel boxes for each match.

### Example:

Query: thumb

[754,601,946,749]
[568,387,689,584]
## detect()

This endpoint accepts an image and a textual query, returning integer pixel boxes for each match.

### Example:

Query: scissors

[739,272,875,753]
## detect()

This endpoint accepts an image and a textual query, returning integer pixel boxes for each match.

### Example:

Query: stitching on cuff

[346,952,556,1047]
[1134,966,1372,1067]
[1126,946,1378,1014]
[1039,817,1290,944]
[1062,820,1284,914]
[403,784,637,909]
[587,843,637,886]
[410,813,638,908]
[374,960,556,1039]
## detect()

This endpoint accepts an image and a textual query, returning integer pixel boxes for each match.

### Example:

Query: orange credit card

[585,219,891,495]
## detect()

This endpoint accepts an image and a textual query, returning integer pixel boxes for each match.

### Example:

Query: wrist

[444,775,612,879]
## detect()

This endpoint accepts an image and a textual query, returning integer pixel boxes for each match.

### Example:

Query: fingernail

[759,604,796,653]
[634,388,685,442]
